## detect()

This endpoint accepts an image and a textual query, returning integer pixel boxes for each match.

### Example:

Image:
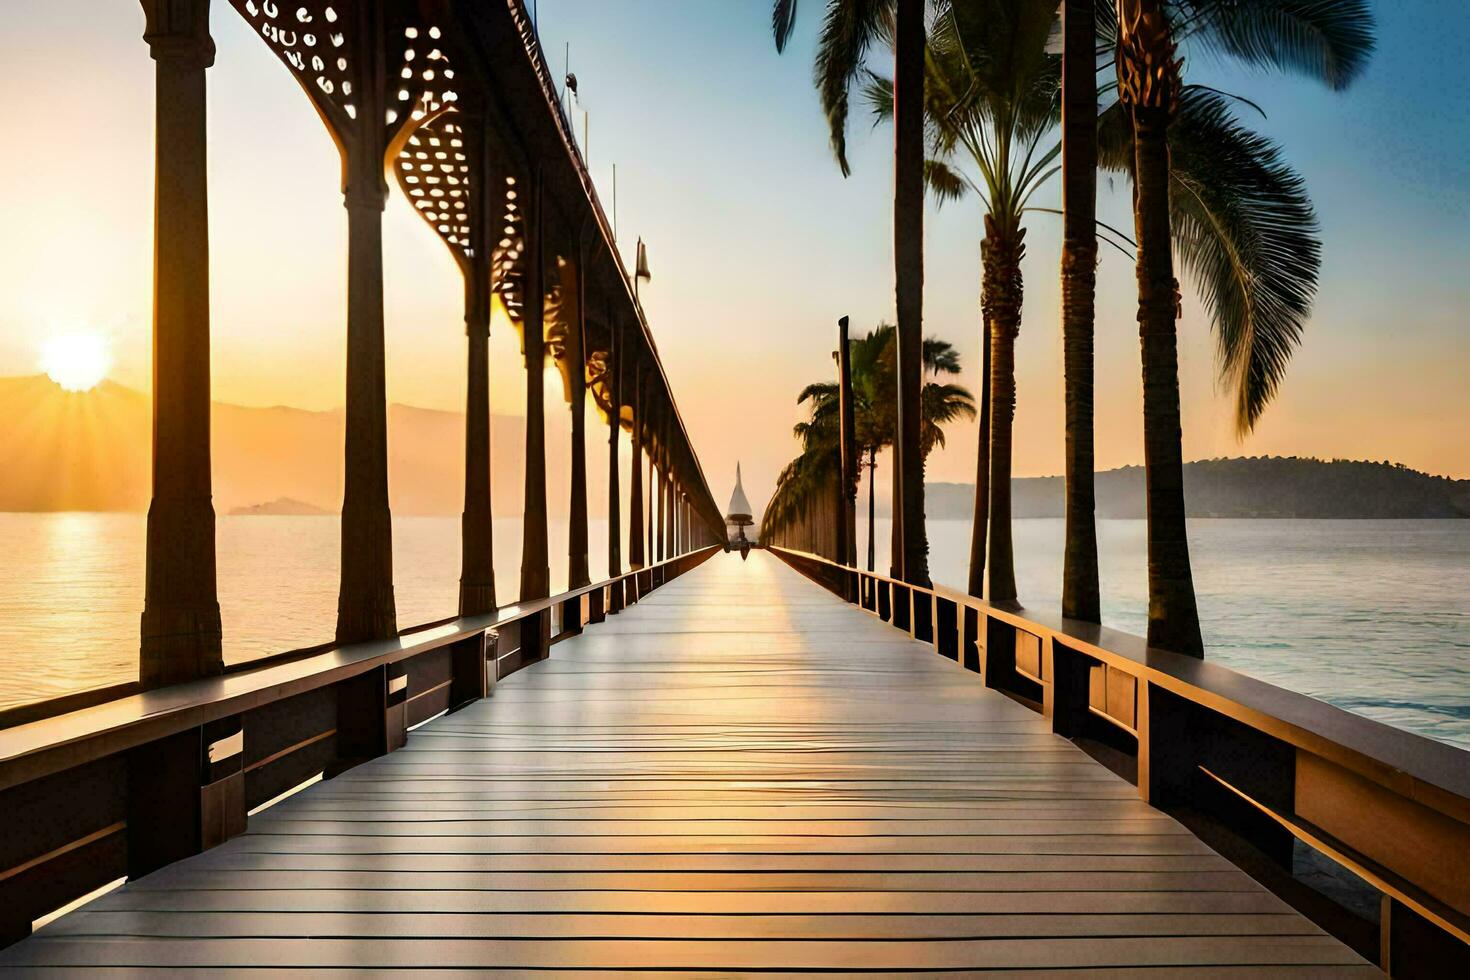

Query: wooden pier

[0,554,1378,974]
[1,2,1466,974]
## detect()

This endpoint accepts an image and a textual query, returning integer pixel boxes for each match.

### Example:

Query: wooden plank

[0,554,1372,973]
[49,910,1322,940]
[82,887,1301,916]
[0,936,1377,970]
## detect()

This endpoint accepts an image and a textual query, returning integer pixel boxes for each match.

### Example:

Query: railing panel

[242,686,336,812]
[935,597,959,660]
[0,756,126,945]
[1295,751,1470,918]
[962,606,983,673]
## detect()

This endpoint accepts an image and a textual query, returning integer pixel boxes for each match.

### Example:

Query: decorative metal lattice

[232,2,363,125]
[230,2,453,146]
[391,22,459,127]
[492,174,527,322]
[393,109,473,264]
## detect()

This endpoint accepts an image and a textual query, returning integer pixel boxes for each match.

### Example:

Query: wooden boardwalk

[2,553,1375,975]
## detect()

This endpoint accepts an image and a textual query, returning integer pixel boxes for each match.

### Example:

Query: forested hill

[925,458,1470,520]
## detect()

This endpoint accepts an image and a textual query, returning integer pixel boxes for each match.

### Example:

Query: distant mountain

[228,497,332,516]
[923,457,1470,520]
[0,376,545,515]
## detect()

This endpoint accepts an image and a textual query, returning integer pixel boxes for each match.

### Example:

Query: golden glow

[40,332,111,392]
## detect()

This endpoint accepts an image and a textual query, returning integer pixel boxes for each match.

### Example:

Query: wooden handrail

[0,547,720,793]
[0,545,720,946]
[768,544,1470,971]
[769,545,1470,814]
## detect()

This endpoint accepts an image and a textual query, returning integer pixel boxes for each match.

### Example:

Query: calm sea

[1,514,1466,749]
[862,517,1470,750]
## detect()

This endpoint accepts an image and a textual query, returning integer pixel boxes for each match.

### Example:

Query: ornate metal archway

[134,0,727,686]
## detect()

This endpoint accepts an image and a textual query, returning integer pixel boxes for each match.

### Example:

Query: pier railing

[0,545,719,948]
[770,545,1470,977]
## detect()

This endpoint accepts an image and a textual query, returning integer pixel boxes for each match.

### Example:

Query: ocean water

[0,514,610,710]
[859,517,1470,750]
[1,513,1466,750]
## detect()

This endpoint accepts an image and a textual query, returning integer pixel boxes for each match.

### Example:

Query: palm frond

[922,336,963,375]
[1168,86,1321,433]
[772,0,801,52]
[1095,98,1132,170]
[798,381,839,404]
[925,159,970,206]
[1187,0,1376,91]
[813,0,892,175]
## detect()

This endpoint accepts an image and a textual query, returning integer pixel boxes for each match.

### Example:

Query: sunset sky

[1,0,1467,517]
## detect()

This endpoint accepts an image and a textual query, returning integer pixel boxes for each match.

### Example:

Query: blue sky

[522,0,1470,506]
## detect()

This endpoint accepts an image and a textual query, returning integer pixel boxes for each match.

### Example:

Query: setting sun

[40,332,111,392]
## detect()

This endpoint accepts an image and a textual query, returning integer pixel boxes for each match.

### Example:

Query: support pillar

[335,154,398,643]
[139,0,223,688]
[607,316,623,585]
[459,270,495,616]
[567,250,590,590]
[459,125,496,616]
[520,171,550,602]
[663,432,674,559]
[629,366,646,569]
[647,445,655,561]
[656,431,667,563]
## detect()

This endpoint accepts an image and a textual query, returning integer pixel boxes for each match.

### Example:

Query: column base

[459,581,497,618]
[139,603,223,689]
[520,567,551,603]
[335,586,398,645]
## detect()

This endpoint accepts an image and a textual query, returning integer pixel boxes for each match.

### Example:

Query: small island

[228,497,332,517]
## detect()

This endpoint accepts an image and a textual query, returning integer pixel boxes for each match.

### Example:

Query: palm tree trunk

[984,215,1023,602]
[866,450,877,572]
[967,280,991,599]
[893,0,930,587]
[1061,0,1101,623]
[1118,0,1204,655]
[890,449,903,579]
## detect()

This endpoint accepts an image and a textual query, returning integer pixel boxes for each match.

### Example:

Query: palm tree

[1060,0,1100,623]
[868,1,1060,603]
[1106,0,1374,655]
[772,0,932,587]
[762,325,973,558]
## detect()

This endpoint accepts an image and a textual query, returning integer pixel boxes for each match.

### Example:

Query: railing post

[567,246,590,591]
[1045,637,1091,734]
[138,0,223,688]
[520,169,550,657]
[334,664,407,773]
[126,715,244,879]
[449,631,492,709]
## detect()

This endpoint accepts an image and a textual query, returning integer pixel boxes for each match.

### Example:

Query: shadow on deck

[0,552,1375,974]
